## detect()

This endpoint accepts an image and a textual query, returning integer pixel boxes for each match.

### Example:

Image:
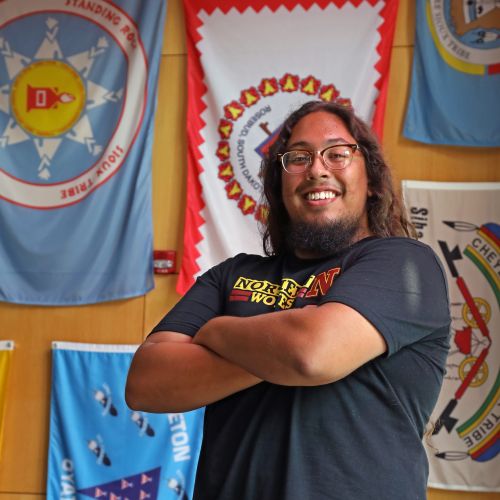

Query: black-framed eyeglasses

[278,144,360,174]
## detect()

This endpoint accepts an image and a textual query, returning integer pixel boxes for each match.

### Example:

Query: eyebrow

[287,138,350,149]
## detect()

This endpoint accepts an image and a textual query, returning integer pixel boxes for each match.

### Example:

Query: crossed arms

[125,302,386,413]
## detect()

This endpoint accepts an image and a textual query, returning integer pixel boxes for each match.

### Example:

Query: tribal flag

[47,342,204,500]
[0,340,13,460]
[178,0,399,293]
[403,0,500,146]
[403,181,500,492]
[0,0,166,304]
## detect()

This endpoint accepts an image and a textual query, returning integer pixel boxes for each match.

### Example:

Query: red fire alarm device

[153,250,176,274]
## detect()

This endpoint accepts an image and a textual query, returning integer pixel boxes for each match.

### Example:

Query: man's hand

[126,331,261,413]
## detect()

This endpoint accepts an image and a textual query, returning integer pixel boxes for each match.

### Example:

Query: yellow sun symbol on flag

[11,60,86,137]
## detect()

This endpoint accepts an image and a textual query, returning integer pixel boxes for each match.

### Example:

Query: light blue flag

[47,342,204,500]
[403,0,500,146]
[0,0,166,304]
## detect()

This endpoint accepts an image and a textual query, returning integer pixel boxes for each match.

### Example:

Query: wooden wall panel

[0,495,44,499]
[393,0,414,48]
[144,53,188,334]
[162,0,186,55]
[150,57,188,253]
[430,490,500,500]
[144,0,189,336]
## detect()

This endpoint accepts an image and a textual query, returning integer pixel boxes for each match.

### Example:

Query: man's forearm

[193,303,386,386]
[126,332,261,413]
[193,308,321,385]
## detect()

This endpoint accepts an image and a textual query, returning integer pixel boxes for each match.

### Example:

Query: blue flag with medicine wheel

[403,0,500,146]
[47,342,204,500]
[0,0,166,304]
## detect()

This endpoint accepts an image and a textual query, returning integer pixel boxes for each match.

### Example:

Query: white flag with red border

[179,0,399,293]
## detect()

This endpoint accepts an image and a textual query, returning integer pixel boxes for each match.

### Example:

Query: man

[126,101,451,499]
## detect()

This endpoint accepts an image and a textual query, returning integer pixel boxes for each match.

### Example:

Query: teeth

[306,191,337,201]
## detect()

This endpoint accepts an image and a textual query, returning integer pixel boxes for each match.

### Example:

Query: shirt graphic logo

[229,267,341,310]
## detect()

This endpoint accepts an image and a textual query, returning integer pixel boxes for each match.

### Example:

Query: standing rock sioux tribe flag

[403,0,500,146]
[403,181,500,492]
[178,0,399,292]
[0,0,166,304]
[47,342,204,500]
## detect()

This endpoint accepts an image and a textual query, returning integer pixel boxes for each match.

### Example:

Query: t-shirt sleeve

[319,239,451,356]
[150,260,228,337]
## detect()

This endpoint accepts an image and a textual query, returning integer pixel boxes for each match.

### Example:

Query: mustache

[297,180,344,194]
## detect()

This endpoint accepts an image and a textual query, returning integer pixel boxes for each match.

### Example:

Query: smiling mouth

[305,190,339,201]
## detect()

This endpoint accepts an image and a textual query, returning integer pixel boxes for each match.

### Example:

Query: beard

[285,215,364,258]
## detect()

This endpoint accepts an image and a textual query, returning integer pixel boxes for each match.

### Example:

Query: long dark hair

[260,100,416,256]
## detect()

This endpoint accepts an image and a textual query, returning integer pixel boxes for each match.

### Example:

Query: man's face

[281,111,372,255]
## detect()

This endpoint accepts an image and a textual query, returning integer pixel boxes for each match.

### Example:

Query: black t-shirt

[152,237,451,500]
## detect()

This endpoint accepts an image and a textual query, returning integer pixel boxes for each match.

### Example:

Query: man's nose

[307,152,330,178]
